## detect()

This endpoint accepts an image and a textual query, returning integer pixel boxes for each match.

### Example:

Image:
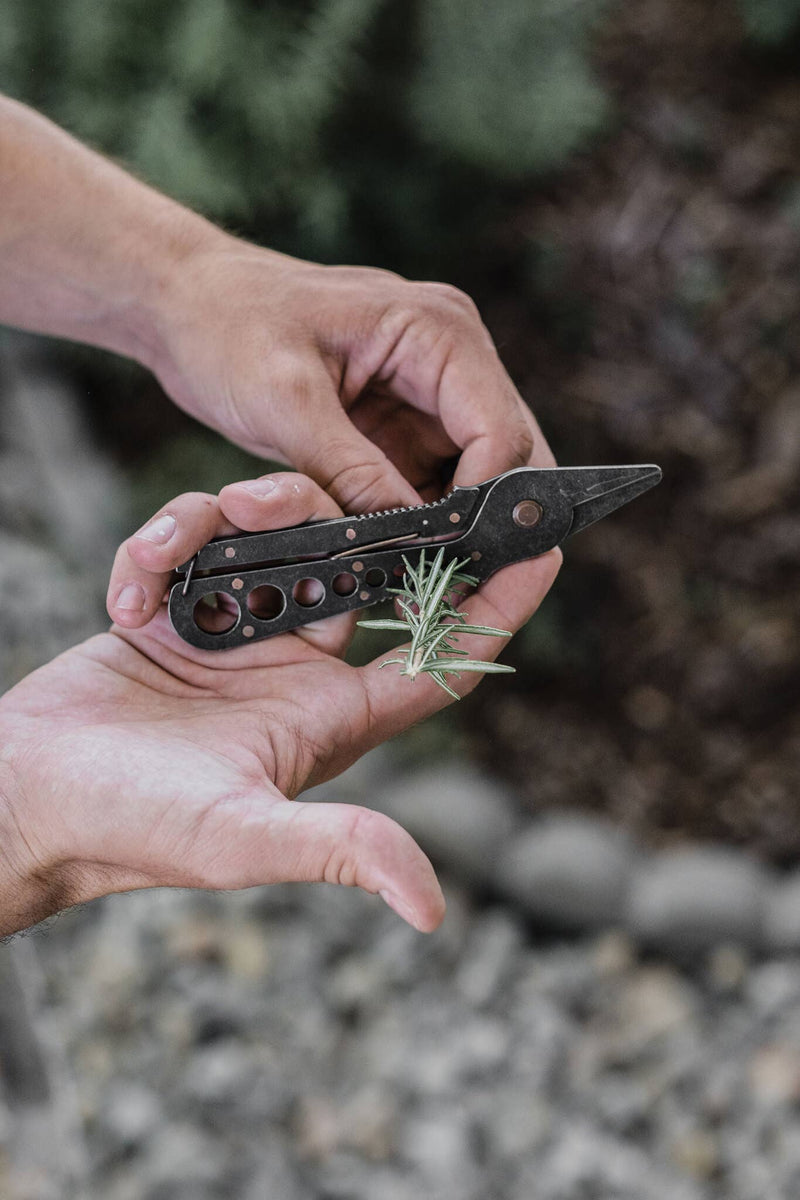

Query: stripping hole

[293,577,325,607]
[332,572,358,597]
[194,592,239,634]
[365,568,387,588]
[247,585,286,621]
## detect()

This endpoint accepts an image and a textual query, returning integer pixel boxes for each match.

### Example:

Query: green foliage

[0,0,609,265]
[412,0,609,179]
[737,0,800,45]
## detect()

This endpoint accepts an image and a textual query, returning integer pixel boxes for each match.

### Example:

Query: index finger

[377,287,556,483]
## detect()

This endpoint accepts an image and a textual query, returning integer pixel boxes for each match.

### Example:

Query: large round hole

[332,572,358,597]
[193,592,239,634]
[293,577,325,608]
[365,568,387,588]
[247,585,286,621]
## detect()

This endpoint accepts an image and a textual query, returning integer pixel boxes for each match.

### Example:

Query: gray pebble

[763,869,800,952]
[454,908,524,1006]
[497,815,634,930]
[370,764,519,885]
[627,847,768,953]
[96,1081,161,1156]
[139,1123,227,1190]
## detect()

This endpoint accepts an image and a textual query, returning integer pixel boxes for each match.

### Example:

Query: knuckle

[417,281,480,321]
[509,418,535,466]
[312,447,386,511]
[176,491,217,513]
[323,807,384,888]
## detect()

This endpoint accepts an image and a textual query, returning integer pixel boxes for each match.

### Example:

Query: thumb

[279,375,422,512]
[201,794,446,932]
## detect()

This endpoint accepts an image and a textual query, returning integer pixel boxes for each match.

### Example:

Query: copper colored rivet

[513,500,543,528]
[225,547,236,558]
[471,550,482,560]
[449,512,461,524]
[346,528,356,540]
[242,625,255,638]
[353,561,364,572]
[359,590,369,601]
[232,578,244,590]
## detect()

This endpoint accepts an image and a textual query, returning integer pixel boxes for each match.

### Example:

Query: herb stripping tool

[168,465,662,651]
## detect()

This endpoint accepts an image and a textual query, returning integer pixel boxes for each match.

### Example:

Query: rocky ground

[6,781,800,1200]
[2,348,800,1199]
[3,7,800,1191]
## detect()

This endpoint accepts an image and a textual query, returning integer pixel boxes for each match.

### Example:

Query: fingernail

[240,478,277,497]
[135,513,177,544]
[379,889,420,929]
[115,582,146,612]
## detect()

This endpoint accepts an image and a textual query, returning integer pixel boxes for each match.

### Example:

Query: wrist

[0,745,66,937]
[95,205,225,375]
[142,231,296,419]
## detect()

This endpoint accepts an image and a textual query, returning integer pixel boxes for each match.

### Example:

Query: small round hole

[193,592,239,634]
[332,572,358,597]
[365,568,387,588]
[247,585,286,621]
[392,562,407,579]
[293,578,325,608]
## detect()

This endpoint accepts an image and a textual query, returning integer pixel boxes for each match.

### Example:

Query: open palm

[0,473,560,936]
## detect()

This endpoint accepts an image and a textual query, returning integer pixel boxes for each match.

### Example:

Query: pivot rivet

[513,500,543,528]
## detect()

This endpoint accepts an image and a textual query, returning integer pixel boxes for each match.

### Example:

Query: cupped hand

[0,474,560,937]
[150,237,555,512]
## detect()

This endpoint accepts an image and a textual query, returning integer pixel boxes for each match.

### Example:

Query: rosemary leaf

[357,548,515,697]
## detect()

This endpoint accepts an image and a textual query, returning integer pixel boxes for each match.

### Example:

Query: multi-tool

[168,464,662,650]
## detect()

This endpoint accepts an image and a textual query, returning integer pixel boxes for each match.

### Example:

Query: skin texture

[0,476,561,936]
[0,96,555,514]
[0,97,561,933]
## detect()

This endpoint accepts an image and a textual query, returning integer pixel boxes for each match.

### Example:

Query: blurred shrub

[737,0,800,45]
[0,0,609,267]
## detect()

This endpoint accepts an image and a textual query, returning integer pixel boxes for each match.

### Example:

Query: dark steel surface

[168,465,662,650]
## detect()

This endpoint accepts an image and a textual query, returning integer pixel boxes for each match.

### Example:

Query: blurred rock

[454,908,524,1006]
[2,347,125,571]
[240,1135,314,1200]
[371,764,519,885]
[517,1122,704,1200]
[626,847,767,953]
[497,815,634,930]
[96,1081,161,1157]
[763,869,800,952]
[138,1123,227,1190]
[399,1104,478,1196]
[748,1045,800,1107]
[0,534,104,687]
[182,1040,258,1107]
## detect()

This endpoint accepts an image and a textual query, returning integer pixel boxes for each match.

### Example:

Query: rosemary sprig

[357,546,515,698]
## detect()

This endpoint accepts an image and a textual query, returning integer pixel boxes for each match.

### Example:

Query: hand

[150,236,556,512]
[0,474,560,937]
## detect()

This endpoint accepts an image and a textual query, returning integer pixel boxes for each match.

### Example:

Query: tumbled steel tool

[169,464,662,650]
